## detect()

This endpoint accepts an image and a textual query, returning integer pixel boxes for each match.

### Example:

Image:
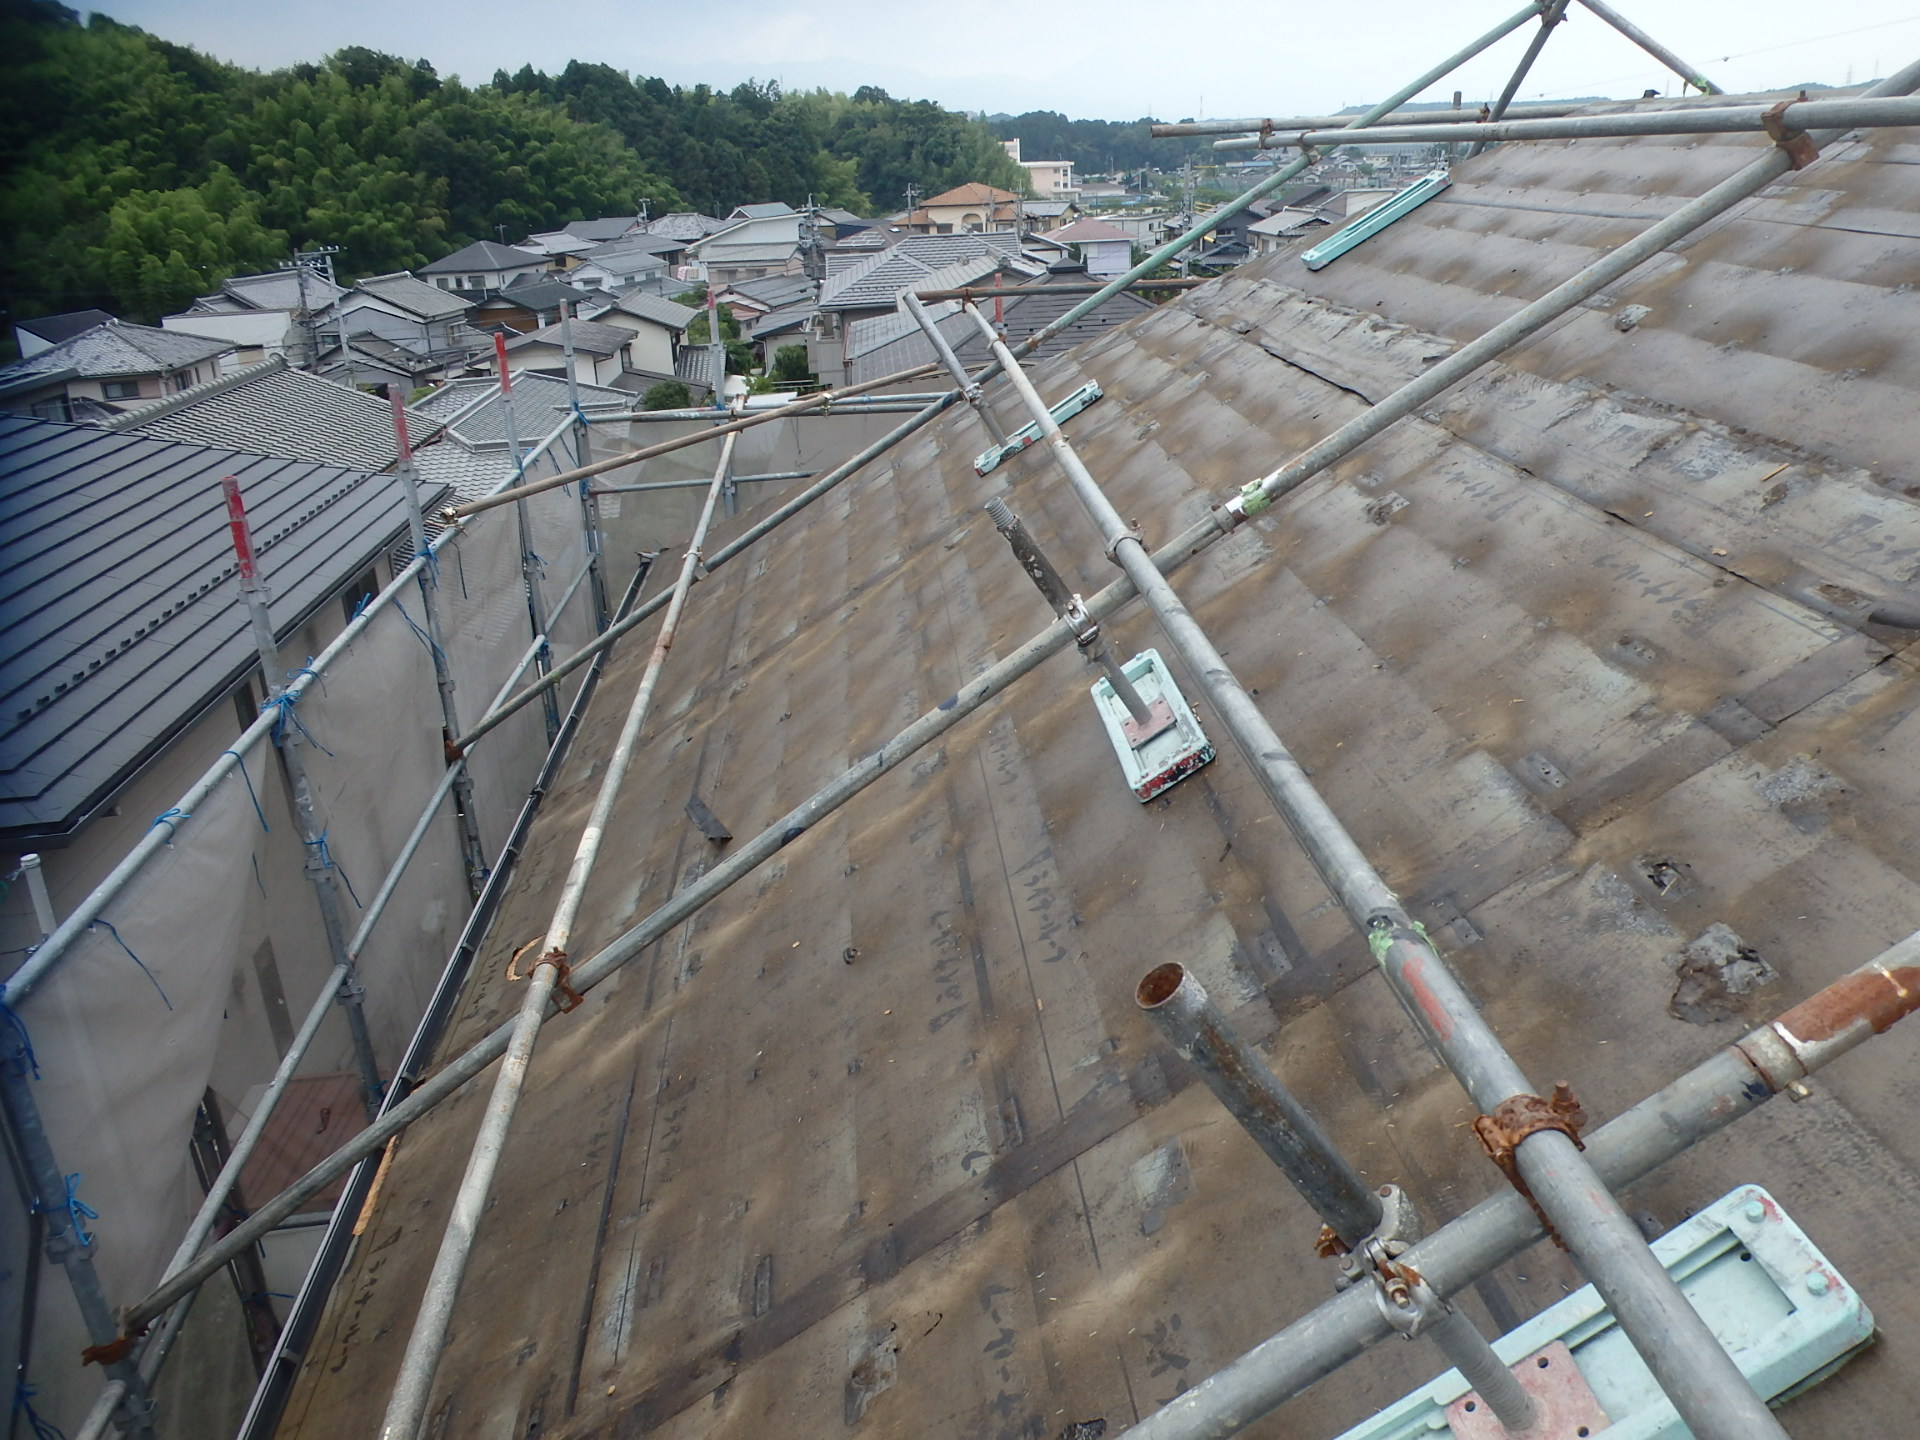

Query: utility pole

[278,245,346,380]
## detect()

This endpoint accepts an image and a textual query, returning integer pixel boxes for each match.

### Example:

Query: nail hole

[1463,1401,1477,1412]
[1739,1250,1753,1261]
[1578,1430,1591,1438]
[1536,1356,1550,1369]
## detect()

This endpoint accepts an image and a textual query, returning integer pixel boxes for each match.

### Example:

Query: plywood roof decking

[277,112,1920,1440]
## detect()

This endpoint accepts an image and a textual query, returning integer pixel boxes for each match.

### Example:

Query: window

[102,379,141,400]
[170,372,193,392]
[340,567,379,625]
[435,278,450,290]
[468,275,485,288]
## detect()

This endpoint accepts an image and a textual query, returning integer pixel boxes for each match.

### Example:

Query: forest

[0,2,1037,325]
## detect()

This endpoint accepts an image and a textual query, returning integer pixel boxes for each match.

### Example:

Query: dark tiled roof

[107,359,443,472]
[0,417,448,843]
[819,233,1024,311]
[564,217,645,242]
[505,319,632,358]
[0,322,231,385]
[16,311,115,346]
[418,241,548,276]
[587,294,699,331]
[349,272,473,321]
[410,373,632,447]
[719,273,815,310]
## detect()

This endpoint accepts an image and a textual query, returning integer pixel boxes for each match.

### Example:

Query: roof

[749,302,814,341]
[106,357,442,471]
[920,182,1021,208]
[718,272,815,310]
[409,372,632,448]
[487,276,597,311]
[1047,217,1133,244]
[504,319,633,358]
[15,310,115,346]
[346,272,473,321]
[565,217,646,242]
[0,417,448,844]
[0,321,231,385]
[674,344,723,393]
[585,293,699,331]
[696,241,801,266]
[730,202,798,219]
[644,212,726,241]
[846,267,1152,380]
[819,232,1025,311]
[279,98,1920,1440]
[575,237,680,277]
[818,208,872,228]
[417,241,548,276]
[203,270,345,313]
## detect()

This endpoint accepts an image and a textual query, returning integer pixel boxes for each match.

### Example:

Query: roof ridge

[104,356,288,430]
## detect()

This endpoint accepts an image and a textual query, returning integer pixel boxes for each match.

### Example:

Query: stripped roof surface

[283,97,1920,1440]
[0,418,447,843]
[105,358,441,472]
[644,212,726,241]
[0,322,230,384]
[717,272,815,310]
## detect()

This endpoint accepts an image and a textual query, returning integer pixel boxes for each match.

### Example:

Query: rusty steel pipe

[1138,963,1381,1245]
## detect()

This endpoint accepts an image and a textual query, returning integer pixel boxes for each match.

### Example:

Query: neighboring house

[12,311,115,359]
[713,273,815,326]
[500,318,674,391]
[1018,200,1080,231]
[418,241,549,294]
[161,310,302,372]
[0,415,449,850]
[644,212,727,243]
[514,231,599,269]
[842,262,1155,386]
[814,209,875,244]
[0,322,233,422]
[466,276,597,335]
[320,272,474,360]
[1249,205,1340,255]
[185,270,345,317]
[689,203,806,286]
[104,358,442,472]
[566,236,681,294]
[577,294,698,377]
[1045,217,1136,277]
[906,183,1026,235]
[407,371,635,494]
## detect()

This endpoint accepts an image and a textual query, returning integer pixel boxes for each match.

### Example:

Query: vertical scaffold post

[221,477,384,1120]
[495,333,562,741]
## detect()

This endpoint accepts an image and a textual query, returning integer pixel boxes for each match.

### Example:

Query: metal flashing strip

[973,380,1103,475]
[1332,1184,1875,1440]
[1301,170,1453,271]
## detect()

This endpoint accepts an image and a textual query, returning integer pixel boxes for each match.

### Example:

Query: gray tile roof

[0,416,449,843]
[418,241,548,276]
[0,322,232,384]
[720,273,815,310]
[588,294,699,331]
[675,346,724,394]
[697,241,801,266]
[410,436,513,501]
[349,272,473,321]
[749,303,814,342]
[732,202,798,219]
[644,212,726,241]
[411,373,632,447]
[505,319,632,358]
[564,217,645,242]
[207,271,345,313]
[106,358,443,472]
[845,275,1152,383]
[819,233,1025,311]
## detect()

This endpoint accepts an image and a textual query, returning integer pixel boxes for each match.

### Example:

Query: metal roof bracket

[1763,96,1820,169]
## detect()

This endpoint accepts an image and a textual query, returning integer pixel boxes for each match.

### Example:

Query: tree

[642,380,692,410]
[771,344,813,385]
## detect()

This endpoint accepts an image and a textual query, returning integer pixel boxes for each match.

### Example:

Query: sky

[90,1,1920,122]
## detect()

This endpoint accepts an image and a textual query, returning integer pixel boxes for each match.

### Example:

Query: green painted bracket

[974,381,1104,476]
[1301,169,1452,272]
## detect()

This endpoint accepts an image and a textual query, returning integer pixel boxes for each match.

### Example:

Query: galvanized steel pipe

[1577,0,1721,93]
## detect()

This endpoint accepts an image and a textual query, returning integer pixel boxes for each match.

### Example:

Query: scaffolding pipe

[913,279,1209,301]
[984,496,1155,727]
[906,292,1008,442]
[378,433,738,1440]
[442,361,946,518]
[19,852,55,938]
[1467,0,1570,158]
[390,389,489,894]
[1577,0,1721,93]
[451,385,969,755]
[112,4,1688,1305]
[1211,92,1920,149]
[1223,54,1920,531]
[1151,102,1585,137]
[1116,932,1920,1439]
[495,337,562,742]
[1137,964,1380,1243]
[1021,0,1558,357]
[223,477,384,1121]
[589,470,813,495]
[972,289,1789,1440]
[0,1042,155,1439]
